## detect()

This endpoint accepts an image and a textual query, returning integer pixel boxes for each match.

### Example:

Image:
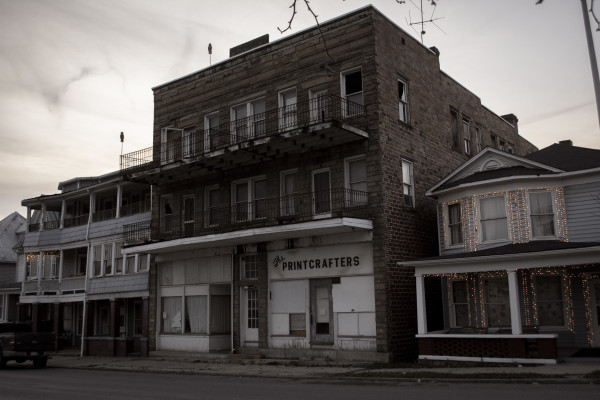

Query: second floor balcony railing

[120,94,367,172]
[123,187,370,246]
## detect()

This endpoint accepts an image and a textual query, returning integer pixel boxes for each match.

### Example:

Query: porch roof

[400,240,600,275]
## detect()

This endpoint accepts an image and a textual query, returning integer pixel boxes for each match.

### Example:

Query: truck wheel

[33,357,47,369]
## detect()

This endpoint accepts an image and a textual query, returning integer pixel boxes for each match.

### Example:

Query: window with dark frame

[448,203,463,245]
[398,78,409,123]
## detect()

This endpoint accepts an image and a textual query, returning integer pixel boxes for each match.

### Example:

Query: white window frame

[230,97,266,143]
[309,87,328,123]
[478,195,510,243]
[398,78,409,123]
[448,278,470,328]
[475,124,483,153]
[533,273,568,329]
[278,88,297,131]
[312,168,332,217]
[463,118,471,155]
[341,67,363,117]
[231,176,267,223]
[401,159,415,208]
[205,185,220,228]
[527,190,557,239]
[344,155,367,207]
[280,169,298,217]
[241,254,259,281]
[26,253,39,280]
[446,202,463,247]
[204,112,219,153]
[160,127,184,164]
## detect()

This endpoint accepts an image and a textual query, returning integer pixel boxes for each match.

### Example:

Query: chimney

[558,139,573,146]
[501,113,519,133]
[229,34,269,58]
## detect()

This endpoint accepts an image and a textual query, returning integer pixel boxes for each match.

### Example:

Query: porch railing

[123,187,369,246]
[120,94,366,172]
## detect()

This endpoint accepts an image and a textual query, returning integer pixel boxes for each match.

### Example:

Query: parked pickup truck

[0,323,55,369]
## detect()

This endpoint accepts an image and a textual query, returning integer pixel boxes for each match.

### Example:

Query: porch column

[26,207,31,233]
[40,203,46,232]
[60,199,66,229]
[416,274,427,334]
[507,269,522,335]
[59,250,64,282]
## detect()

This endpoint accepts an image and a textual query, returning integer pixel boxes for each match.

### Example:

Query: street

[0,367,598,400]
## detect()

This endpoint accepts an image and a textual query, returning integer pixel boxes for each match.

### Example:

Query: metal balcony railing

[120,94,366,172]
[123,188,369,246]
[120,200,151,217]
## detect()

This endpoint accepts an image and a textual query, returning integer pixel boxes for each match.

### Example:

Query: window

[529,191,555,237]
[312,168,331,215]
[231,98,265,143]
[247,288,259,329]
[125,254,136,274]
[450,108,460,150]
[103,243,113,275]
[182,126,196,158]
[185,295,208,334]
[534,275,565,327]
[398,78,409,123]
[26,253,39,280]
[447,203,463,246]
[183,196,195,237]
[479,196,508,241]
[204,113,220,151]
[241,254,259,280]
[345,156,367,206]
[138,254,149,272]
[115,242,124,274]
[450,280,469,327]
[402,159,415,207]
[485,277,510,328]
[161,196,174,234]
[475,125,483,153]
[309,88,328,123]
[499,138,506,151]
[279,88,297,130]
[289,313,306,336]
[93,245,102,277]
[161,296,182,334]
[463,119,471,155]
[161,127,183,164]
[490,133,498,148]
[205,186,220,227]
[341,68,363,116]
[42,252,58,279]
[232,177,267,222]
[95,301,110,336]
[508,143,515,154]
[280,170,298,216]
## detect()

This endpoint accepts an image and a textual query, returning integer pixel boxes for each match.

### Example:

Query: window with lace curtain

[479,196,508,242]
[529,191,556,238]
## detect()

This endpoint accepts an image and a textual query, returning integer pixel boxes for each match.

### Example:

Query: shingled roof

[0,212,26,263]
[524,142,600,171]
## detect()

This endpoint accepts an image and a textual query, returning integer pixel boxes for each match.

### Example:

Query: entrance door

[241,287,259,346]
[592,280,600,347]
[310,279,333,345]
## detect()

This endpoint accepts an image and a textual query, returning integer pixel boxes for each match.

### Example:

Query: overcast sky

[1,0,599,219]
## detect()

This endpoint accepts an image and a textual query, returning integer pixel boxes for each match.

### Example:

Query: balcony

[123,188,370,246]
[120,94,367,175]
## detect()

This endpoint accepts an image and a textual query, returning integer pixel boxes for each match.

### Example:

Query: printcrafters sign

[268,243,373,279]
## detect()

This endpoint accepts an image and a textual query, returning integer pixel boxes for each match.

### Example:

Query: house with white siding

[0,212,26,322]
[401,141,600,363]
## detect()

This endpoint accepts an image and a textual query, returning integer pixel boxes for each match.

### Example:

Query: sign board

[269,243,373,280]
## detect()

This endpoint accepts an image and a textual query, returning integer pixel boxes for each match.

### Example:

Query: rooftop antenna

[120,131,124,157]
[404,0,445,44]
[208,43,212,66]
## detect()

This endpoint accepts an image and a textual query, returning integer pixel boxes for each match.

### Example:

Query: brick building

[121,5,536,361]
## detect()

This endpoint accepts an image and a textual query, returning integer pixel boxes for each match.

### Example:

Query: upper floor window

[241,254,259,280]
[312,168,332,215]
[161,196,175,234]
[182,126,196,158]
[499,138,506,151]
[529,191,555,238]
[231,98,266,143]
[398,78,409,123]
[490,132,498,149]
[233,177,267,222]
[475,125,483,153]
[463,119,471,155]
[161,127,183,164]
[26,253,39,280]
[280,169,298,217]
[402,159,415,207]
[183,196,195,237]
[204,112,220,152]
[341,68,363,116]
[508,143,515,154]
[205,186,220,227]
[279,88,297,131]
[345,156,367,206]
[447,203,463,246]
[450,108,460,151]
[479,195,508,241]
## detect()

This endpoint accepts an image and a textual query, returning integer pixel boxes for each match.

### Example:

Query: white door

[592,280,600,347]
[241,287,259,346]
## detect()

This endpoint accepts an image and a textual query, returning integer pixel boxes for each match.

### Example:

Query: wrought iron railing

[123,188,369,246]
[120,94,366,172]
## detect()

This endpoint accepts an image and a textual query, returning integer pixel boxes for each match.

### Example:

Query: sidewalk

[46,351,600,384]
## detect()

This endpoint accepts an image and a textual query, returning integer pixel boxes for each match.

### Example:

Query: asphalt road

[0,367,598,400]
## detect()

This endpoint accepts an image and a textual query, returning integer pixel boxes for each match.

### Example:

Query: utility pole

[581,0,600,127]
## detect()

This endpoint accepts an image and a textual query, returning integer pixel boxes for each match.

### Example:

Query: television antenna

[403,0,445,44]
